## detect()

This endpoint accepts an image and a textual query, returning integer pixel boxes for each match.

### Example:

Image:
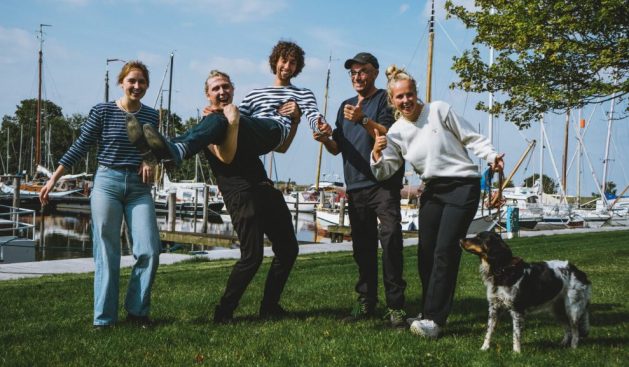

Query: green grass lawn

[1,231,628,366]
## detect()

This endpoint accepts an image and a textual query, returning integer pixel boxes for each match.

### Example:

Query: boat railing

[0,205,36,240]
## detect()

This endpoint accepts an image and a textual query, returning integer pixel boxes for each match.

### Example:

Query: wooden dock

[326,225,418,243]
[159,230,314,248]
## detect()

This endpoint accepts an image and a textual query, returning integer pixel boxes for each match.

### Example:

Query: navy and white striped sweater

[59,102,159,170]
[239,85,322,143]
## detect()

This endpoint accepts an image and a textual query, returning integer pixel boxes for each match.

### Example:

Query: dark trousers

[173,113,283,158]
[417,178,480,325]
[218,183,299,312]
[347,185,406,309]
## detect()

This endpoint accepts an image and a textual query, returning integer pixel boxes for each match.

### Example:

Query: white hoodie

[371,101,497,182]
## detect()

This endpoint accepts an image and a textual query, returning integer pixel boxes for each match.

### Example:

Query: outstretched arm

[39,165,66,206]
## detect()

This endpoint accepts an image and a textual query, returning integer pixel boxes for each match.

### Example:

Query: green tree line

[0,99,214,183]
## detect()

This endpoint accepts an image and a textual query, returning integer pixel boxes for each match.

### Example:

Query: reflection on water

[27,211,321,261]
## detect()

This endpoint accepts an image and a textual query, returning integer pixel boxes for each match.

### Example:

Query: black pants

[417,178,480,325]
[347,185,406,309]
[218,183,299,312]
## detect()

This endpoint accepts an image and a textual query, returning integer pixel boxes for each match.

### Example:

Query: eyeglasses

[348,69,370,78]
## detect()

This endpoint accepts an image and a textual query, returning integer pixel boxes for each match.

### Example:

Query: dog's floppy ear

[485,232,513,266]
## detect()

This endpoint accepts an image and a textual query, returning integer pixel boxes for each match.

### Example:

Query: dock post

[11,176,21,236]
[201,185,209,233]
[193,188,198,232]
[168,192,176,232]
[12,176,21,209]
[338,197,346,226]
[294,192,299,233]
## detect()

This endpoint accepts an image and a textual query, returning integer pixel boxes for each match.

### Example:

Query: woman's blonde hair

[385,65,418,118]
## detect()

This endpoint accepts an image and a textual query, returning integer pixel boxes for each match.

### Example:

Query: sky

[1,0,627,197]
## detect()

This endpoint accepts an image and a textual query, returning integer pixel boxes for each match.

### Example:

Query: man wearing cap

[313,52,406,328]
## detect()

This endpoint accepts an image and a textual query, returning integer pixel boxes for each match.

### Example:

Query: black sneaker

[213,305,234,325]
[126,114,158,164]
[142,123,181,167]
[342,300,375,322]
[259,303,288,320]
[384,308,407,329]
[126,313,153,328]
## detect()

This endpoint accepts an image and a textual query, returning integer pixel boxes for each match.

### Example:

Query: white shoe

[409,319,441,338]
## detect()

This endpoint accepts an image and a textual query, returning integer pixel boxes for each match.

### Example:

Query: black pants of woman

[417,177,480,326]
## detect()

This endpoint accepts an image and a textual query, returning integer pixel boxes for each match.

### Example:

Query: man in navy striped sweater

[129,40,327,165]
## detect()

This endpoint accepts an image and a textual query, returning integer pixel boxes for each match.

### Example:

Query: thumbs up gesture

[372,128,387,161]
[343,98,364,123]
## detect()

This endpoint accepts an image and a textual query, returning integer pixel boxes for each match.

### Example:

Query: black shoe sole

[143,124,175,161]
[126,114,158,164]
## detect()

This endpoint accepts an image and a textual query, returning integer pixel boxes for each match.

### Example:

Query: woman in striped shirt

[39,61,161,329]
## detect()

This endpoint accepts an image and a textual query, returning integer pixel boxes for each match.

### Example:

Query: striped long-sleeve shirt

[59,102,159,169]
[239,85,322,135]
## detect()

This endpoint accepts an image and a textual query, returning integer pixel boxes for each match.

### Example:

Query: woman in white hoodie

[371,65,504,338]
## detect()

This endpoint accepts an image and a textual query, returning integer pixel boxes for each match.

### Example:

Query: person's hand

[278,101,301,124]
[317,117,332,135]
[313,119,331,142]
[39,180,55,206]
[223,104,240,126]
[139,161,154,184]
[372,129,387,161]
[203,105,223,116]
[490,153,505,173]
[343,98,364,123]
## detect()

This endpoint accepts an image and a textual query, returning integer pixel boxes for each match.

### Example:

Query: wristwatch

[361,116,369,126]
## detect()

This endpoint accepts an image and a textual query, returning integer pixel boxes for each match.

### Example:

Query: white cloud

[189,56,263,77]
[400,3,410,14]
[423,0,477,21]
[306,27,359,54]
[158,0,288,22]
[0,26,37,65]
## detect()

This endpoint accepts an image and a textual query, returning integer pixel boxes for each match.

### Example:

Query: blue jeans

[91,165,161,326]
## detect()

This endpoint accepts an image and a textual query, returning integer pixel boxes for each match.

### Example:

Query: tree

[0,99,66,174]
[523,173,557,194]
[446,0,628,128]
[592,181,617,197]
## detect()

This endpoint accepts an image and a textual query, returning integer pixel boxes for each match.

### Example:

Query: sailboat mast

[487,8,495,143]
[425,0,435,103]
[561,110,570,195]
[538,114,544,200]
[35,24,51,174]
[315,53,333,191]
[166,51,174,136]
[601,93,617,198]
[5,128,9,175]
[576,109,582,208]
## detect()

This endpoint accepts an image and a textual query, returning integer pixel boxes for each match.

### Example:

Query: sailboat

[153,173,224,217]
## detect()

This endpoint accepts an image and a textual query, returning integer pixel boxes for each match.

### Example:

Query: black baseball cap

[344,52,379,70]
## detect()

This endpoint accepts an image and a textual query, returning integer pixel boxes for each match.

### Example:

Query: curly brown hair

[268,40,305,77]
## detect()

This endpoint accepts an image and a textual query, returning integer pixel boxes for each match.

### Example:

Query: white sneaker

[409,319,441,338]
